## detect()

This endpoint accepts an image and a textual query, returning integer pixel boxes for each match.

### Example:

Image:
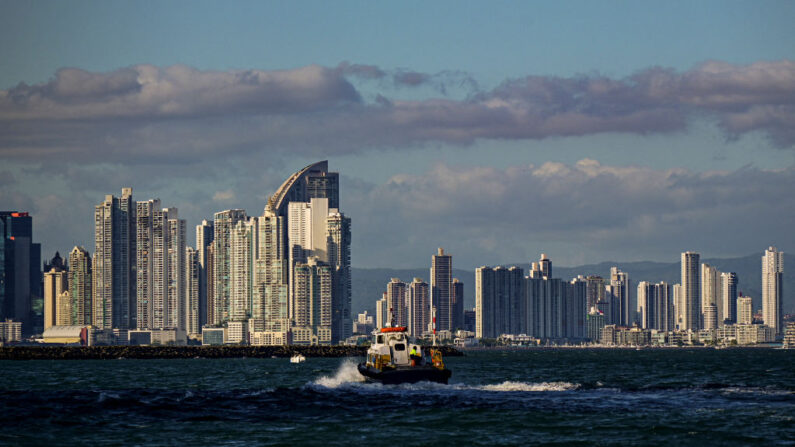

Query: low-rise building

[0,319,22,343]
[202,327,226,345]
[250,331,290,346]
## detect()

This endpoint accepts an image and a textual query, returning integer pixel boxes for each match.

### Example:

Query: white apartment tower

[68,246,92,326]
[762,246,784,336]
[738,296,753,325]
[408,278,429,337]
[212,209,247,325]
[94,188,135,330]
[701,263,720,324]
[721,272,738,324]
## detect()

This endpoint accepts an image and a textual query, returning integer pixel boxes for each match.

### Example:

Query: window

[377,335,384,344]
[394,343,405,351]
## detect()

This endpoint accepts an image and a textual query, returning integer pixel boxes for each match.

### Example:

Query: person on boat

[409,346,422,366]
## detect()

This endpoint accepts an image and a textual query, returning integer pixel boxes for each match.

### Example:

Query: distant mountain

[351,252,794,317]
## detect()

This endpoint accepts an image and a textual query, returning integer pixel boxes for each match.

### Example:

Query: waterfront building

[586,309,606,342]
[229,218,255,322]
[737,296,753,325]
[638,281,674,331]
[701,263,720,324]
[526,275,565,340]
[44,267,68,330]
[673,283,683,329]
[196,220,214,328]
[226,320,248,344]
[94,189,135,330]
[257,208,289,331]
[721,272,738,324]
[610,267,633,326]
[386,278,408,327]
[681,252,701,331]
[376,293,387,329]
[185,247,200,336]
[585,275,605,311]
[475,266,524,339]
[167,212,187,330]
[292,257,333,343]
[431,248,453,332]
[451,278,464,331]
[0,212,43,334]
[463,308,476,333]
[566,276,587,340]
[67,247,92,325]
[0,319,22,342]
[407,278,429,337]
[783,322,795,349]
[135,199,161,329]
[762,246,784,336]
[212,209,247,325]
[325,211,351,341]
[201,327,226,345]
[703,304,718,330]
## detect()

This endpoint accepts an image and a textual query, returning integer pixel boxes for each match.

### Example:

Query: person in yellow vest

[409,346,421,366]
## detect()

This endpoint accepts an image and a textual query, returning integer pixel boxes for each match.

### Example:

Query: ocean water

[0,348,793,446]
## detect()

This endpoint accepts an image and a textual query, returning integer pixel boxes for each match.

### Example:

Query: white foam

[313,359,367,388]
[478,381,580,392]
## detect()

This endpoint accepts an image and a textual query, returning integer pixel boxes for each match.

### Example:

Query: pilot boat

[357,326,452,385]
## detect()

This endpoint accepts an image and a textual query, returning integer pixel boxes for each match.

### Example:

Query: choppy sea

[1,348,793,446]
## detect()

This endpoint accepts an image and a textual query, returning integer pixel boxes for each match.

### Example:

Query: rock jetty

[0,345,463,360]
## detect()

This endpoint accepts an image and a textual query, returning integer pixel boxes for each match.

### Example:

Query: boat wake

[312,359,366,388]
[310,360,580,393]
[476,381,580,392]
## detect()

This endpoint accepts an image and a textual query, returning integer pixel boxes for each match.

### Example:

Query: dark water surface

[1,348,793,446]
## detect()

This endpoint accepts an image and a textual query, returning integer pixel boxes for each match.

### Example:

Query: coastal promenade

[0,345,463,360]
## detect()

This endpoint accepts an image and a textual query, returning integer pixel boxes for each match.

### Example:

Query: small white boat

[290,353,306,363]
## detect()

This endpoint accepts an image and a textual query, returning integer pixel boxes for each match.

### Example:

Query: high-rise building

[565,276,587,340]
[637,281,673,332]
[230,218,255,322]
[292,258,333,344]
[681,252,701,331]
[167,213,186,330]
[701,263,720,324]
[196,220,214,328]
[212,209,247,325]
[673,283,683,329]
[585,275,605,311]
[257,209,288,332]
[185,247,200,336]
[762,246,784,336]
[407,278,429,337]
[737,296,753,325]
[610,267,632,326]
[0,211,42,334]
[451,278,464,331]
[68,246,92,326]
[721,272,738,325]
[539,254,551,279]
[94,189,136,330]
[44,267,68,329]
[376,293,387,330]
[135,199,161,329]
[431,248,453,332]
[386,278,407,327]
[703,304,718,330]
[326,211,351,342]
[525,275,564,339]
[475,266,525,339]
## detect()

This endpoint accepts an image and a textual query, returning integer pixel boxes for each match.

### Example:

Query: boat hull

[357,363,451,385]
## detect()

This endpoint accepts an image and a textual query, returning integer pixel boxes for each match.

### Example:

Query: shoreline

[0,345,464,360]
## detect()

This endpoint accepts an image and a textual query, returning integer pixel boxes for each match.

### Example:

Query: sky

[1,0,794,269]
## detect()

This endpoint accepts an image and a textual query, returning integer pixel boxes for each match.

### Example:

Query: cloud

[345,160,795,267]
[1,60,793,168]
[212,189,236,202]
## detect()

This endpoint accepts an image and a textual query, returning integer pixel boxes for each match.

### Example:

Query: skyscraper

[407,278,429,337]
[762,246,784,336]
[196,220,214,328]
[637,281,673,331]
[701,263,720,324]
[539,254,551,279]
[326,211,351,341]
[585,275,605,311]
[135,199,161,329]
[431,248,452,332]
[44,267,67,329]
[68,246,92,326]
[0,211,42,333]
[721,272,738,324]
[451,278,464,331]
[681,252,701,331]
[386,278,407,327]
[610,267,632,326]
[212,209,247,325]
[94,189,136,330]
[257,209,288,332]
[737,296,753,325]
[229,218,254,322]
[185,247,200,336]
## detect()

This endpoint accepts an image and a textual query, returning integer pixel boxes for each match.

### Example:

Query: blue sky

[1,0,794,268]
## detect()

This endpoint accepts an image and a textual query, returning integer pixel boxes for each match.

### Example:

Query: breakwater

[0,345,463,360]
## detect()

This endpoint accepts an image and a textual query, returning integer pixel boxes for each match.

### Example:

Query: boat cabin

[366,327,423,369]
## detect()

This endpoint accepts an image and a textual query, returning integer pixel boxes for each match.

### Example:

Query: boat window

[377,335,384,344]
[394,343,405,351]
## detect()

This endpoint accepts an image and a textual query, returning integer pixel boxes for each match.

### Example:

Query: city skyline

[1,2,794,269]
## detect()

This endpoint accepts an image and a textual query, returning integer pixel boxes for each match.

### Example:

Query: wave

[476,381,580,392]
